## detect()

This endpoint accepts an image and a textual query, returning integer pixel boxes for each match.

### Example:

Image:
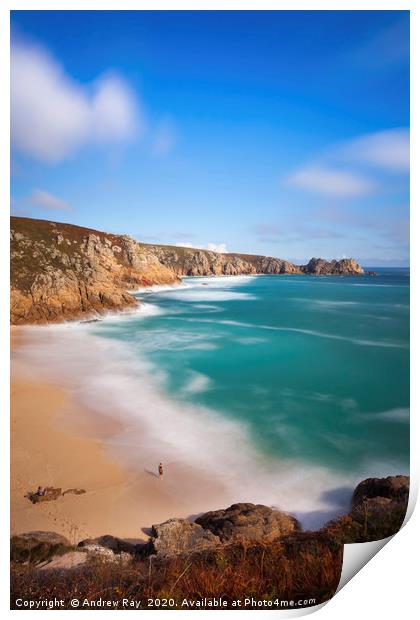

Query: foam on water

[185,275,256,287]
[372,408,410,423]
[313,300,360,307]
[172,317,408,349]
[163,289,257,302]
[13,325,385,529]
[193,304,223,312]
[128,328,221,352]
[133,283,190,294]
[154,275,259,302]
[14,270,409,529]
[182,371,213,394]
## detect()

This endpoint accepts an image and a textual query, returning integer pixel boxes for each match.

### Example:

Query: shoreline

[11,271,371,328]
[12,274,406,541]
[11,327,231,543]
[10,322,356,539]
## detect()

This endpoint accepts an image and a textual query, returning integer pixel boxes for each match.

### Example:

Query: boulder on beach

[26,487,62,504]
[195,502,300,543]
[150,518,221,556]
[78,545,132,564]
[349,475,409,540]
[11,531,72,564]
[352,475,409,507]
[38,551,88,571]
[78,534,139,555]
[325,475,410,544]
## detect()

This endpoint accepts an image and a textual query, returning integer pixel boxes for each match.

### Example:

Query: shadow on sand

[144,469,159,479]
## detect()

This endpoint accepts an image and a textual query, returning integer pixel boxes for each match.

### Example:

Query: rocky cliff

[302,257,364,275]
[10,216,364,324]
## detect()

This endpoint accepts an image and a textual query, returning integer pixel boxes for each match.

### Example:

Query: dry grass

[11,532,343,610]
[11,494,408,609]
[324,501,407,545]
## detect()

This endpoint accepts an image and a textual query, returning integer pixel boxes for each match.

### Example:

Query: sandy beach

[10,327,228,544]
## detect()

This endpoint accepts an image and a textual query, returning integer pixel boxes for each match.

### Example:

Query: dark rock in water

[352,475,409,507]
[26,487,62,504]
[195,503,299,543]
[150,518,221,556]
[11,531,72,564]
[78,535,138,555]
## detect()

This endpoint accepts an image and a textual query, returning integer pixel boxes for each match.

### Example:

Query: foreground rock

[11,531,72,564]
[352,475,409,506]
[11,532,138,567]
[11,531,343,609]
[195,503,300,543]
[38,551,88,570]
[78,534,139,555]
[326,475,409,544]
[11,216,364,324]
[11,476,409,572]
[150,518,221,556]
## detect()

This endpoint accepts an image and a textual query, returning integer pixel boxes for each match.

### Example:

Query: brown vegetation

[11,532,342,610]
[10,476,409,610]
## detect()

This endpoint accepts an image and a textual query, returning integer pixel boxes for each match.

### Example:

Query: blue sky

[11,10,409,266]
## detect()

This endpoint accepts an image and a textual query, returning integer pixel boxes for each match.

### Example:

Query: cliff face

[10,217,364,324]
[145,245,302,277]
[302,257,365,275]
[10,217,179,324]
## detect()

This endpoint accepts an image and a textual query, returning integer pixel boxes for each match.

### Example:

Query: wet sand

[10,328,227,544]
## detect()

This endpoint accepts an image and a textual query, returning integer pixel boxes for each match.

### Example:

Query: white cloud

[30,189,72,211]
[207,243,227,253]
[175,242,227,253]
[339,128,409,172]
[287,165,374,197]
[285,127,409,199]
[152,117,177,156]
[11,42,141,163]
[175,242,196,249]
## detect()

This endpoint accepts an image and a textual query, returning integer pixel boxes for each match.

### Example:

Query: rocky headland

[11,216,364,325]
[11,475,409,609]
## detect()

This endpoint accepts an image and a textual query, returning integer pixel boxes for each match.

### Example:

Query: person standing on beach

[158,462,164,480]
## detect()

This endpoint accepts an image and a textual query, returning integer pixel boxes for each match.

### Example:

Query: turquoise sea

[19,269,409,528]
[85,268,409,523]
